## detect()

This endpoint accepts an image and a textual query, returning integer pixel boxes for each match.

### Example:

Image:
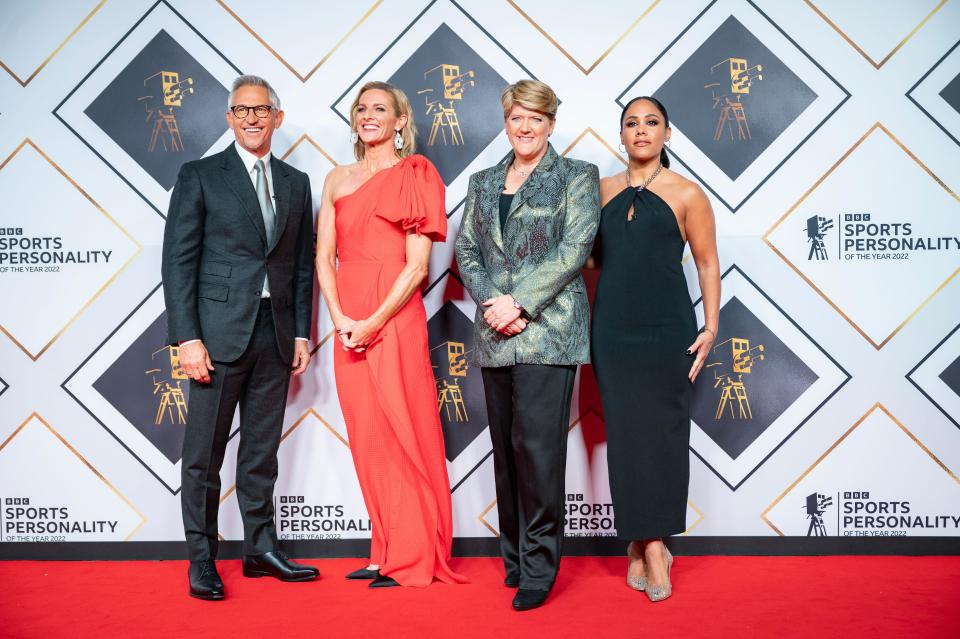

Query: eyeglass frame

[229,104,274,119]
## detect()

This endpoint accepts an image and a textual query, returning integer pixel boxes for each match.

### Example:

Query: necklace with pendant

[626,162,662,193]
[511,163,532,178]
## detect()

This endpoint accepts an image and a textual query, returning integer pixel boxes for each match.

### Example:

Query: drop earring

[618,143,626,153]
[350,130,359,144]
[394,130,403,150]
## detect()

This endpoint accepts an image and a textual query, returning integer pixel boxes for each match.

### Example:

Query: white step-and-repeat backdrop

[1,0,959,555]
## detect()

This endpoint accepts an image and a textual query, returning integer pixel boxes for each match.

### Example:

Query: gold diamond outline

[763,122,959,351]
[279,133,339,166]
[219,408,349,504]
[559,127,627,166]
[0,412,148,541]
[683,500,705,536]
[760,402,960,536]
[478,498,499,537]
[804,0,947,69]
[0,139,143,361]
[0,1,106,86]
[507,0,661,75]
[217,0,384,82]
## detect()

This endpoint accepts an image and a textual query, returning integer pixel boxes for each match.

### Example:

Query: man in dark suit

[162,75,317,601]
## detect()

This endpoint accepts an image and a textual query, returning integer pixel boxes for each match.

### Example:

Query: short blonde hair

[349,81,417,160]
[500,80,558,120]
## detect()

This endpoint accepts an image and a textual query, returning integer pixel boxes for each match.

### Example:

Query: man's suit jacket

[455,144,600,367]
[161,144,314,364]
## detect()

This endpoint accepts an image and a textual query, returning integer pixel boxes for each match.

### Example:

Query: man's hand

[179,341,214,384]
[482,295,522,331]
[292,340,311,375]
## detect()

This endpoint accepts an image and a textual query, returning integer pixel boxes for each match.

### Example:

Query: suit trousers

[181,299,290,560]
[480,363,576,590]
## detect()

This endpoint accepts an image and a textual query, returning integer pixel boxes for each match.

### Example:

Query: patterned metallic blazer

[455,144,600,367]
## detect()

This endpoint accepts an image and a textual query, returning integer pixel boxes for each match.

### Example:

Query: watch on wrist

[511,297,529,320]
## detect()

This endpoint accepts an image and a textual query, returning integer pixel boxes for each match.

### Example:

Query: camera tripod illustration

[138,70,195,153]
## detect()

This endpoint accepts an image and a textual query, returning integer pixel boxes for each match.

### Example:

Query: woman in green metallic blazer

[454,79,600,612]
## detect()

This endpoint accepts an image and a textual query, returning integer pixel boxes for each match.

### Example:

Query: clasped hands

[482,294,527,336]
[337,316,382,352]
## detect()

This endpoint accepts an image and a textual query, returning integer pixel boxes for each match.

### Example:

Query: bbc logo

[843,491,870,499]
[279,496,305,503]
[4,497,30,505]
[0,228,23,236]
[843,214,871,222]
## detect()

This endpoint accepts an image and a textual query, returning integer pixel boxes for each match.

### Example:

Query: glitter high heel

[626,541,647,591]
[645,547,673,602]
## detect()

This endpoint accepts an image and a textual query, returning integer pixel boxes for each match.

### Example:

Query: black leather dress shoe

[512,588,550,611]
[188,559,224,601]
[345,567,380,580]
[242,550,319,582]
[504,574,519,588]
[369,575,400,588]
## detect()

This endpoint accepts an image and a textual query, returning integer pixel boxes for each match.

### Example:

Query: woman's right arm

[454,173,502,305]
[315,169,350,338]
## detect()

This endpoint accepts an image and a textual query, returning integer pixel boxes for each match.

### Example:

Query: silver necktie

[253,159,275,296]
[253,159,276,246]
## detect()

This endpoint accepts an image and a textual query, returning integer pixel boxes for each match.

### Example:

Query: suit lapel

[480,156,510,253]
[507,143,558,219]
[268,156,291,254]
[221,144,268,246]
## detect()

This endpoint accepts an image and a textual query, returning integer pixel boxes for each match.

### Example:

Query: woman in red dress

[316,81,466,588]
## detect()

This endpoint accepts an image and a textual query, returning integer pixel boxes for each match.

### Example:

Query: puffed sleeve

[377,154,447,242]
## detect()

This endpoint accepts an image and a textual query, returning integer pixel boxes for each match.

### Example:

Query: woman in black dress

[591,97,720,602]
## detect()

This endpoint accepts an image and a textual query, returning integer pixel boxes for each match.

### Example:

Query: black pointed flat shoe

[369,575,400,588]
[346,567,380,580]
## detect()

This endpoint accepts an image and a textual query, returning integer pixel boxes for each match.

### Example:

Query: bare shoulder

[661,169,708,209]
[324,163,356,199]
[599,172,625,206]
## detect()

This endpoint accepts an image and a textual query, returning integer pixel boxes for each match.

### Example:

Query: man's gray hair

[228,75,281,110]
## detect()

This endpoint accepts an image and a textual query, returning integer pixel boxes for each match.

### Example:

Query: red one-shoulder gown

[332,155,466,586]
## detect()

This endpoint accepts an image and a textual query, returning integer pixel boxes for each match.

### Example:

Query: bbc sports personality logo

[801,490,960,536]
[799,213,959,262]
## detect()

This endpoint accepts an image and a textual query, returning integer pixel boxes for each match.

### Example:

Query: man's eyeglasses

[230,105,273,119]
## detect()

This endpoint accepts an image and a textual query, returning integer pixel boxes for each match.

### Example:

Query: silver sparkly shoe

[645,547,673,602]
[626,542,646,591]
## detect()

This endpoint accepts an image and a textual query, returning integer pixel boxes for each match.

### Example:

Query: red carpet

[1,556,958,638]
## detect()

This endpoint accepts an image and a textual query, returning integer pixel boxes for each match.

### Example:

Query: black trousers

[181,300,290,561]
[481,363,576,590]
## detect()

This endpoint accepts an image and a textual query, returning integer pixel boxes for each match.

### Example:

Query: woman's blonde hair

[500,79,558,120]
[349,81,417,160]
